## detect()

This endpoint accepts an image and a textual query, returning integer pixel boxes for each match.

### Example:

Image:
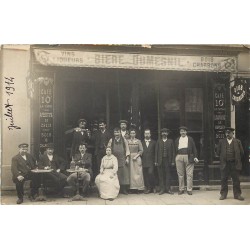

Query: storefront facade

[1,44,249,190]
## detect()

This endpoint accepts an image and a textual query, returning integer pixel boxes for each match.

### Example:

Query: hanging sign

[231,78,247,104]
[33,49,237,72]
[214,85,226,148]
[38,76,54,151]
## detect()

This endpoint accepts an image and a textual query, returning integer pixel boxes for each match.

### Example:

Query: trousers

[176,155,194,192]
[157,158,171,192]
[220,161,241,197]
[13,172,40,199]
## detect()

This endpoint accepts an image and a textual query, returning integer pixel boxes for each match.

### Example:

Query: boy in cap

[217,127,244,201]
[175,126,199,195]
[11,143,40,204]
[155,128,175,195]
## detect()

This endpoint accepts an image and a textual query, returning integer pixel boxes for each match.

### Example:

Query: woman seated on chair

[95,147,120,201]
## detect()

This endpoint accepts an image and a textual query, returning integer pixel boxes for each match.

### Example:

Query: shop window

[160,85,204,160]
[185,88,203,131]
[160,87,181,135]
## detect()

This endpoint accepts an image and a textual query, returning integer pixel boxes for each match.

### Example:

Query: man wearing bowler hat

[70,118,90,158]
[38,143,68,195]
[175,126,199,195]
[119,120,130,140]
[11,143,40,204]
[217,127,244,201]
[155,128,175,195]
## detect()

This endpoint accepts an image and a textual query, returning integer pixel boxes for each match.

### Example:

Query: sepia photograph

[1,44,249,205]
[1,2,250,250]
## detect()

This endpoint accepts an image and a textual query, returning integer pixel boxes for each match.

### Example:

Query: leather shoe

[144,189,151,194]
[178,190,184,195]
[219,195,227,200]
[159,190,165,195]
[16,198,23,204]
[166,190,174,195]
[234,195,244,201]
[187,191,192,195]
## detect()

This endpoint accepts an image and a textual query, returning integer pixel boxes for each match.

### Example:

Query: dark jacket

[141,139,156,168]
[216,138,244,170]
[11,153,36,180]
[155,139,175,166]
[175,136,198,163]
[71,129,90,157]
[94,129,112,155]
[38,153,67,171]
[73,152,93,176]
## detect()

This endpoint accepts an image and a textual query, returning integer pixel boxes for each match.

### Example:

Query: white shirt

[162,138,167,142]
[80,153,85,159]
[227,138,233,145]
[47,154,53,161]
[121,130,126,138]
[21,154,27,161]
[178,136,188,149]
[145,139,151,147]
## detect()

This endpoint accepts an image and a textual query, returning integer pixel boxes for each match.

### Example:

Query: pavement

[1,184,250,205]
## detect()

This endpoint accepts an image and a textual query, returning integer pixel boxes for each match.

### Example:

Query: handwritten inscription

[4,77,21,130]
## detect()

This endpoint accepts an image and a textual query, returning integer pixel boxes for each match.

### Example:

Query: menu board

[39,77,54,151]
[214,84,226,151]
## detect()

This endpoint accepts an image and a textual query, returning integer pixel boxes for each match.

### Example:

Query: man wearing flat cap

[69,118,91,158]
[11,143,40,204]
[175,126,199,195]
[38,143,68,195]
[155,128,175,195]
[119,120,130,140]
[217,127,244,201]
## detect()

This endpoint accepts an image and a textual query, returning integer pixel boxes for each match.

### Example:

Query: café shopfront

[29,45,241,184]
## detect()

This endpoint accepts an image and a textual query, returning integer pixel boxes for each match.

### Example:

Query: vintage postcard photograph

[1,44,249,205]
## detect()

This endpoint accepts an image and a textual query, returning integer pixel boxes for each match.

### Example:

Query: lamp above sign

[33,49,237,72]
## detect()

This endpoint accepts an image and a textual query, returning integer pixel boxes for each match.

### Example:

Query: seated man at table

[67,143,92,196]
[11,143,40,204]
[38,143,68,196]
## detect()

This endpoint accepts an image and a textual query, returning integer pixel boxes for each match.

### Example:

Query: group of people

[11,118,245,204]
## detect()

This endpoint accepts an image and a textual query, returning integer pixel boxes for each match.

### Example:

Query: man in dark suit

[11,143,39,204]
[217,127,244,201]
[175,126,199,195]
[94,119,112,178]
[141,129,156,194]
[155,128,175,195]
[38,143,68,195]
[67,143,92,196]
[70,118,90,158]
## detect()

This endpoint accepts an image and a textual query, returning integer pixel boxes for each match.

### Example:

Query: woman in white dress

[95,147,120,201]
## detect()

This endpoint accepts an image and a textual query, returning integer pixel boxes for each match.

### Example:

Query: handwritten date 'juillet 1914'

[4,77,21,130]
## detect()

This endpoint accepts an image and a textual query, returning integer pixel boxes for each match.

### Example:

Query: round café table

[66,168,87,201]
[31,168,53,201]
